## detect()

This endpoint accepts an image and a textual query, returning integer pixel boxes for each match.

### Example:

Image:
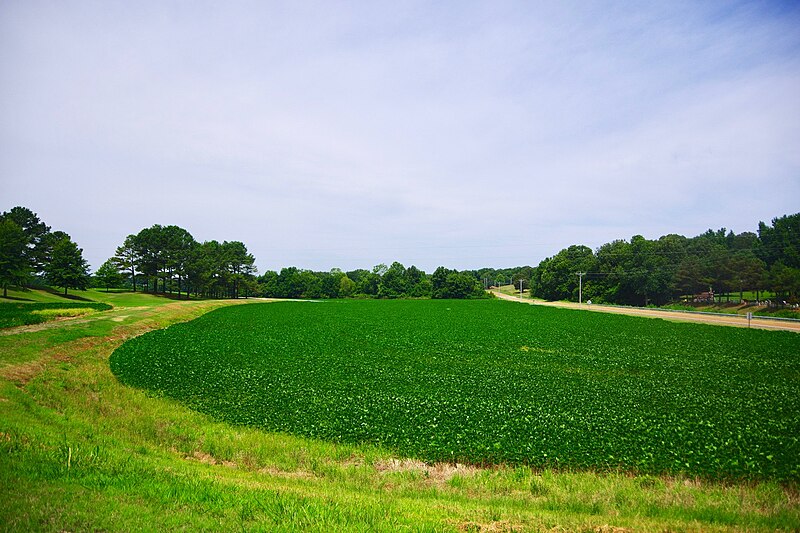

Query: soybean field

[110,299,800,481]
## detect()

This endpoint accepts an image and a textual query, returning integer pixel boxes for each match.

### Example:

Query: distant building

[693,291,714,303]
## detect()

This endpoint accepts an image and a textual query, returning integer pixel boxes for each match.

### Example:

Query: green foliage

[533,245,596,301]
[431,267,484,299]
[378,262,408,298]
[93,259,125,291]
[114,225,257,298]
[755,308,800,319]
[0,302,111,328]
[0,206,51,276]
[44,235,90,295]
[111,299,800,481]
[769,262,800,298]
[758,213,800,269]
[0,219,30,296]
[339,273,356,297]
[532,213,800,305]
[113,234,139,290]
[258,263,477,300]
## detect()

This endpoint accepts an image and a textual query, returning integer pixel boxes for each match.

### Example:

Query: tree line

[257,263,486,299]
[527,213,800,306]
[0,207,90,296]
[3,205,797,305]
[0,206,488,301]
[0,206,259,300]
[104,232,486,300]
[103,225,257,299]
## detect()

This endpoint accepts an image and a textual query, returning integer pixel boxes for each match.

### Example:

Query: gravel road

[490,290,800,333]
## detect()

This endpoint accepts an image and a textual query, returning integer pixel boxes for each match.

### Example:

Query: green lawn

[0,288,190,329]
[1,297,798,531]
[1,287,83,303]
[0,302,112,328]
[1,287,196,308]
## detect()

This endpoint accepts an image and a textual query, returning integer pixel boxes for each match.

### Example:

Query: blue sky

[1,1,799,273]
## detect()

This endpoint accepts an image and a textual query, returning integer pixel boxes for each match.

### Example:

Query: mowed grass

[111,299,800,481]
[1,294,799,531]
[1,287,87,303]
[0,302,112,328]
[1,287,195,307]
[0,288,188,329]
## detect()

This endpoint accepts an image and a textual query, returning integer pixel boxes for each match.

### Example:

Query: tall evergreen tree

[222,240,256,298]
[0,206,51,278]
[0,219,30,297]
[44,234,90,295]
[114,235,139,291]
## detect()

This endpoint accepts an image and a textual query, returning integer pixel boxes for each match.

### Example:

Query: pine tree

[0,219,30,297]
[45,235,90,295]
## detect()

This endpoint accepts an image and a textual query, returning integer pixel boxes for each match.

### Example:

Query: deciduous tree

[95,259,124,292]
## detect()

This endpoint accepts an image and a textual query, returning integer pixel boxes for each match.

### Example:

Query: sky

[1,1,799,274]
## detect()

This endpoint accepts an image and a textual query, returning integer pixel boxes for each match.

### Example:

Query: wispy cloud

[2,1,798,271]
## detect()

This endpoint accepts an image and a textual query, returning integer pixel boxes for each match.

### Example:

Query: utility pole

[519,278,524,298]
[576,272,586,304]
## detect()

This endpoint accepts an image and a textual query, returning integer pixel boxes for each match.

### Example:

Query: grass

[0,287,187,329]
[1,287,182,307]
[758,308,800,319]
[494,285,800,321]
[1,287,83,303]
[0,302,113,328]
[495,284,534,299]
[664,301,800,320]
[1,293,799,531]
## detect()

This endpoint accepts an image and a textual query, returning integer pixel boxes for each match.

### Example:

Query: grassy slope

[2,287,164,306]
[2,287,85,303]
[1,292,798,531]
[668,302,800,320]
[495,284,800,319]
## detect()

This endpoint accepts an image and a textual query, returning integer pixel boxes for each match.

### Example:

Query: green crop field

[111,299,800,481]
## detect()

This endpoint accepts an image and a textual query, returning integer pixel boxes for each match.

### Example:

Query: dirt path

[490,290,800,333]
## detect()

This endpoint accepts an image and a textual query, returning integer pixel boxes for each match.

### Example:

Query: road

[490,290,800,333]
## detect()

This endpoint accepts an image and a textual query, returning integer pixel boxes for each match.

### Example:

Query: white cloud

[1,1,799,272]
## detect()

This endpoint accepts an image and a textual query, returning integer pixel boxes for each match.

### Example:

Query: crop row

[110,299,800,480]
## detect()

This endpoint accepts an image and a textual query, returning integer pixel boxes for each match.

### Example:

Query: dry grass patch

[455,519,520,532]
[375,458,479,484]
[0,336,106,384]
[186,450,237,469]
